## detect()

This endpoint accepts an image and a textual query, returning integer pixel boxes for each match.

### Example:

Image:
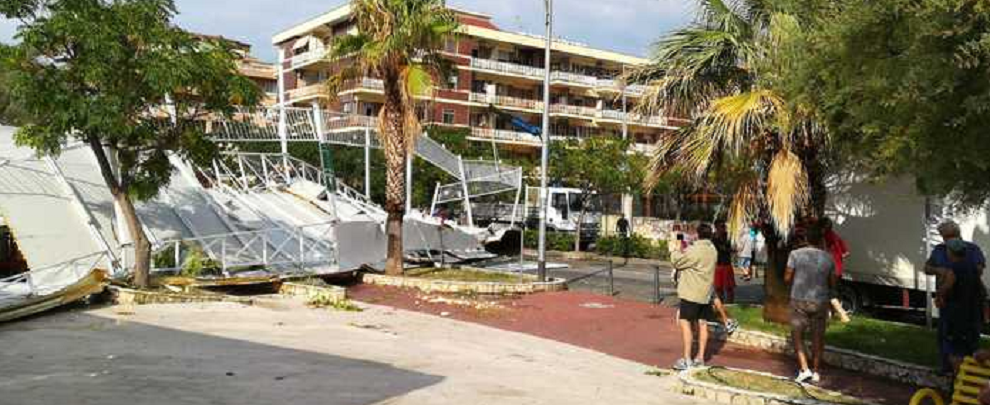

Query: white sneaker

[795,369,814,383]
[811,372,821,383]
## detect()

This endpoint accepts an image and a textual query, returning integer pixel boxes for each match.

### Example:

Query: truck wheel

[837,285,863,316]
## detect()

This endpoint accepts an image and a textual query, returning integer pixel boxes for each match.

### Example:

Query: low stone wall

[112,287,254,306]
[720,328,949,389]
[362,273,567,295]
[279,283,347,303]
[674,367,877,405]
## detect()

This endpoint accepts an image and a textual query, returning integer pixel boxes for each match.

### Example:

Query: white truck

[472,186,602,243]
[829,176,990,314]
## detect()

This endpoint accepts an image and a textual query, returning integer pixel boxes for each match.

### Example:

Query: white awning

[293,36,312,50]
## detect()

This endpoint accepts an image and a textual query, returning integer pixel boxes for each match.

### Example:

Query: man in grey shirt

[785,226,837,384]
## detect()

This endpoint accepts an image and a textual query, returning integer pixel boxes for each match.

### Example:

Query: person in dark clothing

[616,215,631,263]
[926,222,987,375]
[713,221,736,303]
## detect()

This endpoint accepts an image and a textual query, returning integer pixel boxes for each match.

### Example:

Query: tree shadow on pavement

[0,312,444,405]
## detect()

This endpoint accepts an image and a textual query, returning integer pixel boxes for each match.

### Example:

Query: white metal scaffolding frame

[207,105,523,227]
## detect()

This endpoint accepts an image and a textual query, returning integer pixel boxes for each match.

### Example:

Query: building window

[447,73,459,89]
[342,102,355,114]
[445,37,458,54]
[442,109,456,125]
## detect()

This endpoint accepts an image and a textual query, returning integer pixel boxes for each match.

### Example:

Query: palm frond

[728,177,760,242]
[702,89,783,154]
[766,149,809,237]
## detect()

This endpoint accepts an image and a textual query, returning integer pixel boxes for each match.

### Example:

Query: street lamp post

[537,0,553,282]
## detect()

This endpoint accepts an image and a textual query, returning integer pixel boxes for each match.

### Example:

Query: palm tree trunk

[762,229,791,324]
[380,85,408,276]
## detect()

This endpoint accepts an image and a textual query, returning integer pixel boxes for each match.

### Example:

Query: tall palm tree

[326,0,458,275]
[624,0,829,321]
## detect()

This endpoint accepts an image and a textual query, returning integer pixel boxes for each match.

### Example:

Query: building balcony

[470,93,543,111]
[469,58,544,79]
[599,110,674,128]
[550,71,599,87]
[550,104,597,118]
[285,83,329,104]
[468,127,542,146]
[323,114,378,132]
[286,49,327,71]
[342,77,384,92]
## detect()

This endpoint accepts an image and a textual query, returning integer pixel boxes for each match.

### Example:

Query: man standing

[785,226,837,384]
[926,221,986,374]
[670,223,717,371]
[616,215,631,263]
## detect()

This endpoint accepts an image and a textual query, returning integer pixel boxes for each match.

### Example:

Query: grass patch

[306,295,363,312]
[729,305,990,369]
[407,268,527,284]
[695,367,865,405]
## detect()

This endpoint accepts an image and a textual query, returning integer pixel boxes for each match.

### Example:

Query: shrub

[180,246,220,278]
[596,234,669,260]
[523,230,576,251]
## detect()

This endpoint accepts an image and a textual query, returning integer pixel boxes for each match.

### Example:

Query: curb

[111,287,256,306]
[362,272,568,295]
[674,367,879,405]
[718,328,949,389]
[279,283,348,304]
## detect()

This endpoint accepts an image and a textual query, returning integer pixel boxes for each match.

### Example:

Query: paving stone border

[718,328,949,389]
[362,271,567,295]
[674,366,879,405]
[111,287,255,306]
[111,283,347,307]
[278,283,347,303]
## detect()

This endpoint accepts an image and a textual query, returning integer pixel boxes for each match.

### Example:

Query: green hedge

[596,234,669,260]
[523,231,576,252]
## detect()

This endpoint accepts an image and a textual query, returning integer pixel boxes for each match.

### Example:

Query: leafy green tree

[1,0,259,287]
[783,0,990,205]
[551,137,641,251]
[624,0,830,321]
[326,0,458,276]
[0,62,30,126]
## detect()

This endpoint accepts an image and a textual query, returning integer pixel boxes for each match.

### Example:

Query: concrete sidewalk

[0,300,706,405]
[349,285,916,405]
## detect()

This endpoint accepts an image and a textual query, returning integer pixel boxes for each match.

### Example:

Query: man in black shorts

[670,223,717,370]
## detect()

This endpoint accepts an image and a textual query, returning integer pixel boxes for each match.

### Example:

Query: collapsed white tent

[0,123,495,313]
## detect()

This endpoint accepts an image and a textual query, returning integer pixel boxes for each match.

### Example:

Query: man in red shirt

[821,217,851,323]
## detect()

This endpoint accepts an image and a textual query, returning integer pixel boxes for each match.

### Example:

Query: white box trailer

[828,176,990,313]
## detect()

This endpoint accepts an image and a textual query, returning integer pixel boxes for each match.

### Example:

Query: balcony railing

[550,104,597,117]
[469,127,542,145]
[287,49,326,70]
[285,83,328,103]
[471,93,543,110]
[469,58,544,78]
[550,71,598,87]
[342,77,384,92]
[323,114,378,132]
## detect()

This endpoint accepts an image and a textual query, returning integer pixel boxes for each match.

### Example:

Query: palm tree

[326,0,458,275]
[624,0,829,321]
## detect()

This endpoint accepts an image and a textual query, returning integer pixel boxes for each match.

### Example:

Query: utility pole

[537,0,553,282]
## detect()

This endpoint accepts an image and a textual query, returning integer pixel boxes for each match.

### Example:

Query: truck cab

[524,186,601,242]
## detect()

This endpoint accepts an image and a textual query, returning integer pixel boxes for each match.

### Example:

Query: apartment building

[195,34,279,105]
[271,3,678,154]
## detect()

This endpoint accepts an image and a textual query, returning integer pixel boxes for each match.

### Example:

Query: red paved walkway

[350,285,916,404]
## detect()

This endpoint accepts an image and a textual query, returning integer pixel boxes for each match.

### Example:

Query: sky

[0,0,697,63]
